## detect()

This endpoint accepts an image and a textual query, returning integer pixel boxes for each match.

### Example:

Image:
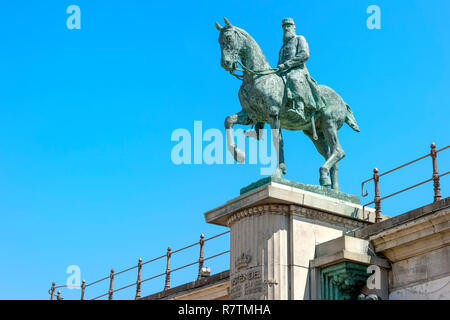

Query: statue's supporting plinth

[204,179,381,300]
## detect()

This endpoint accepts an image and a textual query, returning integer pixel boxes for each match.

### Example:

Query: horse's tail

[345,104,360,132]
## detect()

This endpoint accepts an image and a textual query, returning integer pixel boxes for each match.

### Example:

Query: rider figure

[277,18,325,121]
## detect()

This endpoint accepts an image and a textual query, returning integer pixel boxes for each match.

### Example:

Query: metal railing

[362,143,449,222]
[49,231,230,300]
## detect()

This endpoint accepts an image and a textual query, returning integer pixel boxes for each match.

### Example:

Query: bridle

[222,27,280,81]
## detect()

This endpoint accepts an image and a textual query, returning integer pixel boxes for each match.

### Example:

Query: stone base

[204,180,382,300]
[240,176,360,205]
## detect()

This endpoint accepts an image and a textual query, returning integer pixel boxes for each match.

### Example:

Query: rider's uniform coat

[278,35,325,112]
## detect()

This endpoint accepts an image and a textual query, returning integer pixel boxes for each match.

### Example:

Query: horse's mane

[232,26,256,45]
[220,24,270,71]
[233,26,250,38]
[231,26,266,60]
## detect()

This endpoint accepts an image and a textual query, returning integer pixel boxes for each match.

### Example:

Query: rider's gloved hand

[277,63,286,72]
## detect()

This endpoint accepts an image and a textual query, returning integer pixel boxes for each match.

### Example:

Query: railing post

[80,280,86,300]
[373,168,382,223]
[164,247,171,291]
[50,282,56,300]
[135,258,143,300]
[197,234,205,280]
[431,143,442,202]
[56,290,62,300]
[108,269,115,300]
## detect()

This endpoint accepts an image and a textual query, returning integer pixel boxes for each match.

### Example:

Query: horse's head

[216,18,243,72]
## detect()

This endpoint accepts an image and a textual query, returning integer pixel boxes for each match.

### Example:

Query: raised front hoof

[233,148,245,164]
[227,144,245,163]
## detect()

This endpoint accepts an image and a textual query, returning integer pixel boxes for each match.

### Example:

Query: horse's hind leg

[321,122,345,189]
[304,130,331,184]
[304,130,329,159]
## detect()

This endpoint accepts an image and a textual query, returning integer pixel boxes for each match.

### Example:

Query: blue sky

[0,0,449,299]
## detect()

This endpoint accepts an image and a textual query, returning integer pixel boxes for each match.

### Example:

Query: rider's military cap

[282,18,295,27]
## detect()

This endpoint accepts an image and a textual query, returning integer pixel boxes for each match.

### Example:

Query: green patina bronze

[216,18,360,191]
[240,175,360,204]
[320,262,369,300]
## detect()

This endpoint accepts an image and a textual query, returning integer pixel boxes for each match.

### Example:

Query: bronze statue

[216,18,360,190]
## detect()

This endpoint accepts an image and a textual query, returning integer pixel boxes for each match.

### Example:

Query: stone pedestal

[204,178,382,300]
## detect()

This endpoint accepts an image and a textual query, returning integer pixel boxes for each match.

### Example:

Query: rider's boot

[288,100,306,121]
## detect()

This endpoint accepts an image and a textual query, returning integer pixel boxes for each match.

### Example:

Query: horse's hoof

[280,163,287,175]
[234,148,245,163]
[319,167,331,187]
[272,168,284,179]
[227,145,245,163]
[320,176,331,187]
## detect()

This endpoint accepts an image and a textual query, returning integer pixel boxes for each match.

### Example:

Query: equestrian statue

[216,17,360,191]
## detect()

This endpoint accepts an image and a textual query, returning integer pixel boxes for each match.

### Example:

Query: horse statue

[216,18,360,191]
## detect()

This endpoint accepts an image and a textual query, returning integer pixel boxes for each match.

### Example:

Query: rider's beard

[283,30,295,42]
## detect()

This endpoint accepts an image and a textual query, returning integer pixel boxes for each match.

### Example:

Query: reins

[229,60,279,81]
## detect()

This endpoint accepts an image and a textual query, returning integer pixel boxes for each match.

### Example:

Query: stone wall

[356,197,450,300]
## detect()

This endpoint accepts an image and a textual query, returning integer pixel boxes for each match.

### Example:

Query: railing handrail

[89,250,232,300]
[362,143,449,222]
[49,230,230,300]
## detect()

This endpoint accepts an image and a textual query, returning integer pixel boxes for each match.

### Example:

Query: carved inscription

[230,267,263,299]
